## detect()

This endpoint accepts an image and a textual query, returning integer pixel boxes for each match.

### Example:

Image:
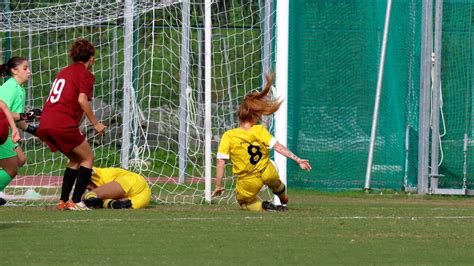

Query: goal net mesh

[0,0,276,205]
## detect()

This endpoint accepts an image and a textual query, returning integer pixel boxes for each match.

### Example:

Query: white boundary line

[1,215,473,225]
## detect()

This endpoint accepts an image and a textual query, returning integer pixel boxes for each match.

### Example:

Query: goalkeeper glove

[19,108,42,121]
[24,124,38,136]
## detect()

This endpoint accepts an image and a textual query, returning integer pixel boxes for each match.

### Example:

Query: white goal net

[0,0,276,205]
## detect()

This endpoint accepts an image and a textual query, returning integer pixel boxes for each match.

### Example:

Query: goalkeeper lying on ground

[83,167,151,209]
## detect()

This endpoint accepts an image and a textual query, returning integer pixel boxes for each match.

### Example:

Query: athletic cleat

[111,199,132,209]
[281,195,288,205]
[83,197,103,208]
[56,200,67,210]
[66,201,91,211]
[276,205,288,212]
[0,197,6,206]
[262,201,278,211]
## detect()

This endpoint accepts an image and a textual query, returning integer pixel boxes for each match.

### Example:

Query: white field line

[1,215,473,225]
[368,207,474,211]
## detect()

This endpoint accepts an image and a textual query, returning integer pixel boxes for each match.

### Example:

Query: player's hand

[11,128,21,143]
[212,186,225,197]
[19,108,42,121]
[297,159,312,171]
[94,122,106,135]
[24,124,38,136]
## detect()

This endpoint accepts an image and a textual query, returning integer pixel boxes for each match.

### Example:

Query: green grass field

[1,191,473,265]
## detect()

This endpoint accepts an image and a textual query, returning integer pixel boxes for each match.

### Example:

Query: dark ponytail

[0,63,9,77]
[0,57,27,77]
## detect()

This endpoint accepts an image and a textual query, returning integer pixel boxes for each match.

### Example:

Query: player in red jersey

[36,39,106,211]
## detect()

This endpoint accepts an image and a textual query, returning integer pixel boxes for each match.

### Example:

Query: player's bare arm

[273,142,312,171]
[212,159,226,197]
[78,93,106,134]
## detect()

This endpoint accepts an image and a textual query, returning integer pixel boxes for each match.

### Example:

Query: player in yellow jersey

[82,167,151,209]
[212,74,312,212]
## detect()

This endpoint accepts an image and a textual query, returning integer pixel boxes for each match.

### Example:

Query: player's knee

[239,199,263,212]
[67,160,80,169]
[82,157,94,169]
[268,179,280,189]
[3,166,18,178]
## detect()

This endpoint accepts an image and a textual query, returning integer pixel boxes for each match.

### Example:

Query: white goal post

[0,0,281,205]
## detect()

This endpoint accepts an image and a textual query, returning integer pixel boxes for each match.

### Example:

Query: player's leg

[262,160,288,205]
[0,156,19,193]
[0,138,20,178]
[65,140,94,204]
[236,177,264,211]
[53,148,81,209]
[0,156,18,181]
[102,198,133,209]
[57,164,79,210]
[82,191,103,208]
[91,181,126,199]
[84,181,130,209]
[14,146,26,167]
[238,197,263,211]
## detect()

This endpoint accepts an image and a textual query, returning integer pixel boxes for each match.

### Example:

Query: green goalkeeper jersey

[0,77,25,159]
[0,77,25,114]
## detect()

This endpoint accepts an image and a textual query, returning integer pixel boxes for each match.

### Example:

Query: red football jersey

[40,63,95,129]
[0,110,9,144]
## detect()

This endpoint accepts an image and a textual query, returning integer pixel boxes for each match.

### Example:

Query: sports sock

[112,200,132,209]
[0,170,13,192]
[102,199,132,209]
[83,191,98,200]
[272,181,287,203]
[60,167,78,202]
[240,198,263,211]
[83,197,103,208]
[103,199,114,209]
[71,166,92,203]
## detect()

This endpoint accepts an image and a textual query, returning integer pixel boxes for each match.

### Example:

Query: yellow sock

[103,199,114,209]
[240,199,263,212]
[83,191,98,200]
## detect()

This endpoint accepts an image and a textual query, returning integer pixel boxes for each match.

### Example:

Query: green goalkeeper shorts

[0,138,17,160]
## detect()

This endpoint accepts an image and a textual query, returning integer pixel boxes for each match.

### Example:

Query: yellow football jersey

[91,167,151,209]
[217,124,277,179]
[91,167,148,195]
[91,167,128,186]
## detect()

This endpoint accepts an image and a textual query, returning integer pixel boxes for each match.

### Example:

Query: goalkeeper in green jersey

[0,57,40,205]
[212,74,312,212]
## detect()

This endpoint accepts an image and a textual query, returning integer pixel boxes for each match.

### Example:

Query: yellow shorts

[235,160,280,203]
[115,174,151,209]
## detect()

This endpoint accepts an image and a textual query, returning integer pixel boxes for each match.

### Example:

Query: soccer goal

[0,0,279,205]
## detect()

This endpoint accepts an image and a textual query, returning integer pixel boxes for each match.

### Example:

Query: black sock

[60,167,78,202]
[71,166,92,203]
[83,197,103,208]
[112,199,132,209]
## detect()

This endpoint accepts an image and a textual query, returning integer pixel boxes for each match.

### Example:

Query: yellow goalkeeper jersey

[91,167,134,186]
[91,167,149,194]
[217,124,277,179]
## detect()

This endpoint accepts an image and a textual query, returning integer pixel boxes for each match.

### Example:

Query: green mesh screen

[287,0,422,191]
[437,2,474,190]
